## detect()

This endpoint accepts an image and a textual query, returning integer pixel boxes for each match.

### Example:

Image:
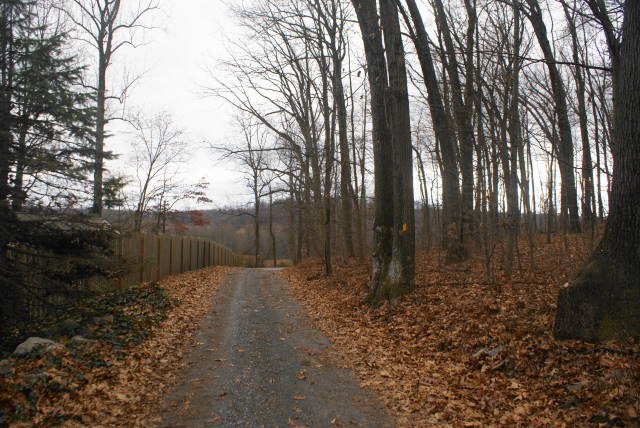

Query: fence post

[156,235,161,281]
[180,237,184,274]
[139,234,145,284]
[168,235,173,276]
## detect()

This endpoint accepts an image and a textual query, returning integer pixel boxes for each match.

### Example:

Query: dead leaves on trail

[0,266,233,427]
[283,234,639,427]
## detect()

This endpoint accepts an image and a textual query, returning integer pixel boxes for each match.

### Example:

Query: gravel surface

[159,268,392,428]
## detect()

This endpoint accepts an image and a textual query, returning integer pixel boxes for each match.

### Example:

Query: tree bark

[352,0,414,302]
[0,4,14,209]
[523,0,580,233]
[352,0,394,299]
[381,0,415,296]
[92,54,106,215]
[399,0,464,262]
[563,2,595,228]
[504,3,523,276]
[554,1,640,341]
[432,0,475,246]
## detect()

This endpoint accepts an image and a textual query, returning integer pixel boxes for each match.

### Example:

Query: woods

[0,0,639,425]
[210,0,636,341]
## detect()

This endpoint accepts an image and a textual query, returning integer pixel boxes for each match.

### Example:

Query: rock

[565,381,585,392]
[0,358,12,373]
[486,345,505,357]
[24,373,48,385]
[472,345,505,359]
[93,315,114,325]
[57,318,82,335]
[13,337,64,357]
[71,335,97,345]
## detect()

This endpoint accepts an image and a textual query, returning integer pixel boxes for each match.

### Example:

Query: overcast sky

[108,0,248,209]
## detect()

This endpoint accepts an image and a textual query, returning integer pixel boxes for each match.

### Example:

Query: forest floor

[284,232,640,427]
[0,266,234,427]
[2,232,639,427]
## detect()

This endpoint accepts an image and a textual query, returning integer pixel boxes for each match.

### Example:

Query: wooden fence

[113,233,253,287]
[1,234,250,334]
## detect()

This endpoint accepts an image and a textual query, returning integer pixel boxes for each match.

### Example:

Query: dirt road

[159,268,392,428]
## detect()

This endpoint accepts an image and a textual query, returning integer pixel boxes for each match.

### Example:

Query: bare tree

[520,0,580,233]
[128,111,185,232]
[63,0,159,215]
[212,116,274,267]
[555,0,639,341]
[397,0,464,262]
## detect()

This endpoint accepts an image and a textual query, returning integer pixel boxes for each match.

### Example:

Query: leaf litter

[0,266,234,427]
[283,234,639,427]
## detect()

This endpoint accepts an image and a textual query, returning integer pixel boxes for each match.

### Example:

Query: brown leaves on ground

[283,234,640,427]
[0,266,233,427]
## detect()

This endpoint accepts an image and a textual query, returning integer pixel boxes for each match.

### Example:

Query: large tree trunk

[352,0,394,299]
[504,3,523,276]
[333,53,355,258]
[0,5,13,209]
[319,36,334,276]
[381,0,415,297]
[554,1,640,341]
[352,0,414,302]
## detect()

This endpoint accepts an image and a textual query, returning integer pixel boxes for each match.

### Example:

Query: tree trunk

[254,189,260,268]
[332,52,355,258]
[524,0,580,233]
[554,1,640,341]
[0,6,13,209]
[92,50,106,215]
[564,3,595,229]
[400,0,464,262]
[381,0,415,296]
[269,191,276,267]
[504,3,523,276]
[432,0,475,246]
[318,34,334,276]
[11,122,27,210]
[353,0,416,302]
[352,0,393,298]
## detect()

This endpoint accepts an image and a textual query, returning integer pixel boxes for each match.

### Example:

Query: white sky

[100,0,608,215]
[108,0,248,209]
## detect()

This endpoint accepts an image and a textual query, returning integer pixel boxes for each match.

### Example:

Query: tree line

[0,0,637,343]
[212,0,638,342]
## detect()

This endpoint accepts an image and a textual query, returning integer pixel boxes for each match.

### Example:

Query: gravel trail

[159,268,392,428]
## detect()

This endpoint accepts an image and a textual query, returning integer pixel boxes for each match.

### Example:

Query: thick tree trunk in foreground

[352,0,394,300]
[381,0,415,298]
[352,0,414,302]
[554,1,640,341]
